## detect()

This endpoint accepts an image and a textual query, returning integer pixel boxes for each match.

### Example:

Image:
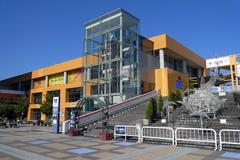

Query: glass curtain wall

[83,9,140,107]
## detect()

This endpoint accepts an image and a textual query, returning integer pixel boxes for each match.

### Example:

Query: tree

[15,96,29,120]
[151,98,158,120]
[169,92,176,102]
[175,90,182,101]
[0,102,16,120]
[158,95,163,115]
[144,101,153,119]
[40,93,53,118]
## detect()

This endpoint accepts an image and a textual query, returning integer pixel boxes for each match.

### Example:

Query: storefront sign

[206,57,230,68]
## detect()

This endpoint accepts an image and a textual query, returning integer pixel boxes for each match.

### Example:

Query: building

[0,9,205,122]
[206,54,240,93]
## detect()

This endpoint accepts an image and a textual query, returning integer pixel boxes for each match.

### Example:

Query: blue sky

[0,0,240,80]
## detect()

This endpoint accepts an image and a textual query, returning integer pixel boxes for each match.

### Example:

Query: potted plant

[143,101,153,125]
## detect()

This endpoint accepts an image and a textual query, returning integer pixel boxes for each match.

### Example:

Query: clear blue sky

[0,0,240,80]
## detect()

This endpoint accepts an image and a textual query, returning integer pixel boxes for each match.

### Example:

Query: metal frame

[114,125,139,141]
[175,127,217,150]
[219,129,240,151]
[142,126,174,145]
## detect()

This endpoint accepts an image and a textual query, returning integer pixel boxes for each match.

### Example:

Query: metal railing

[142,126,174,145]
[219,129,240,151]
[76,90,159,128]
[114,125,139,141]
[175,127,217,150]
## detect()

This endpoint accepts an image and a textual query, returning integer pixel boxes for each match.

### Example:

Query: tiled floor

[0,127,240,160]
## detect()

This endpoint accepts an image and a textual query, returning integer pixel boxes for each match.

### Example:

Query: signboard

[176,79,183,89]
[220,119,227,124]
[49,73,64,86]
[236,64,240,77]
[52,97,60,134]
[206,57,230,68]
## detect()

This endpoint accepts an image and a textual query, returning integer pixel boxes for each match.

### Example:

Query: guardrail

[175,127,217,150]
[219,129,240,151]
[76,90,159,128]
[114,125,139,141]
[142,126,174,145]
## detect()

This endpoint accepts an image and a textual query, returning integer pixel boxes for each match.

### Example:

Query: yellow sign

[49,73,64,85]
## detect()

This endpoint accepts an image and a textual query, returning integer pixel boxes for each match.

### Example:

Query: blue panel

[28,140,49,144]
[68,148,97,154]
[115,141,136,146]
[222,152,240,159]
[176,80,183,89]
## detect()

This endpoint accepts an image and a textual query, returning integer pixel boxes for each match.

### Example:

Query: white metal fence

[219,129,240,151]
[175,127,217,150]
[114,125,139,141]
[142,126,174,145]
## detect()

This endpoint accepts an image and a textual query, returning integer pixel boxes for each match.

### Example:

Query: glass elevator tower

[83,9,140,105]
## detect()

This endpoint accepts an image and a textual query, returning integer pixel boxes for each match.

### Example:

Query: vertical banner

[52,96,60,134]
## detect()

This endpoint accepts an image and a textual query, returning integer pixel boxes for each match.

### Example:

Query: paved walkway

[0,127,240,160]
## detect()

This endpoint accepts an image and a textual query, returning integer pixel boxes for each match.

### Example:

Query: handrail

[76,90,159,128]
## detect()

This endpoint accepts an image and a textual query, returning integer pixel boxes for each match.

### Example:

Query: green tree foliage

[151,98,158,120]
[145,98,158,120]
[144,101,153,119]
[40,93,53,118]
[158,95,163,114]
[175,90,182,101]
[189,82,194,89]
[0,101,16,120]
[169,90,182,102]
[15,96,29,120]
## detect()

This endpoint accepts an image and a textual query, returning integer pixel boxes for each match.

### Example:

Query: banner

[206,57,230,68]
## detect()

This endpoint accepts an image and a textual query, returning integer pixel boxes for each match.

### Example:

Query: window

[68,87,83,102]
[33,93,42,104]
[91,85,98,95]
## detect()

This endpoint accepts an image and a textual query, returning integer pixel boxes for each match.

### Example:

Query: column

[18,81,21,90]
[31,79,34,89]
[45,76,48,87]
[197,68,202,77]
[159,49,164,68]
[182,60,187,75]
[64,71,67,84]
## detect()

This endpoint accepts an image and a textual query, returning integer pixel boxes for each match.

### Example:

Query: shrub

[151,98,158,120]
[145,101,153,119]
[158,95,163,114]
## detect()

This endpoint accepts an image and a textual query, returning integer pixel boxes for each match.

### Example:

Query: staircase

[67,90,159,136]
[84,104,148,137]
[152,93,240,131]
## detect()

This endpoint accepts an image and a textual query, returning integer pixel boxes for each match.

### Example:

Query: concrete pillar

[64,71,67,84]
[182,60,187,75]
[18,81,21,90]
[45,76,48,87]
[159,49,165,68]
[198,68,202,77]
[31,79,34,89]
